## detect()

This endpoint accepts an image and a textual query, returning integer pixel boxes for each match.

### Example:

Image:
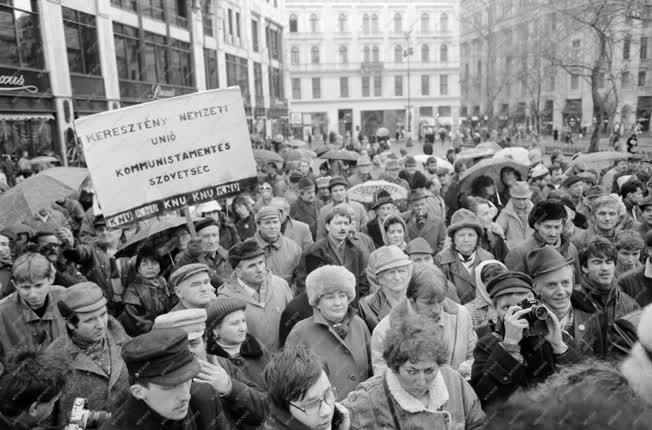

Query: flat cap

[404,156,417,167]
[436,167,450,175]
[385,159,400,170]
[169,263,210,288]
[562,176,583,188]
[486,272,534,300]
[298,177,314,191]
[58,282,107,314]
[356,156,372,167]
[405,237,434,255]
[255,206,281,223]
[228,239,265,268]
[195,218,219,233]
[206,296,247,330]
[526,246,573,278]
[122,328,200,386]
[153,309,207,340]
[315,176,331,188]
[329,176,348,190]
[410,189,428,203]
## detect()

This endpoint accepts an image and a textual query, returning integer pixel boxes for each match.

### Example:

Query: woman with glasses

[262,345,351,430]
[342,314,485,429]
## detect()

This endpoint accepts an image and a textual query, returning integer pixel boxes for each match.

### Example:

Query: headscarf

[474,260,507,307]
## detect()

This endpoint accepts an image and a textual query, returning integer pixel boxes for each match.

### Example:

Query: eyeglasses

[289,386,336,415]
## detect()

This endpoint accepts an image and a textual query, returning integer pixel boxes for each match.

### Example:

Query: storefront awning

[0,113,54,121]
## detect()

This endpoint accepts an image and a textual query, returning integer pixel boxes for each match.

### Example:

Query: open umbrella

[458,157,530,194]
[412,155,454,172]
[476,141,502,152]
[376,127,390,138]
[28,156,60,165]
[38,167,89,191]
[569,152,629,171]
[1,223,36,239]
[283,148,316,162]
[0,170,82,225]
[494,148,530,165]
[348,180,409,204]
[115,216,202,258]
[288,139,307,148]
[458,147,495,161]
[322,149,360,162]
[254,149,283,164]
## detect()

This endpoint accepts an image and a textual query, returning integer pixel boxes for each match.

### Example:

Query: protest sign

[74,87,257,228]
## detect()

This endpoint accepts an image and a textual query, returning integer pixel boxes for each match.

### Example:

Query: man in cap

[405,237,434,265]
[527,246,603,356]
[562,176,585,208]
[153,309,271,428]
[496,181,534,249]
[404,189,447,254]
[175,218,232,287]
[316,177,368,240]
[381,159,410,192]
[399,156,427,190]
[169,263,217,312]
[547,163,564,192]
[437,166,452,196]
[98,328,228,430]
[348,155,374,186]
[620,231,652,308]
[270,197,313,251]
[423,156,438,181]
[366,190,397,248]
[49,282,130,423]
[529,164,550,204]
[290,177,322,240]
[253,206,302,284]
[470,271,579,408]
[621,178,644,221]
[315,176,332,204]
[219,239,292,352]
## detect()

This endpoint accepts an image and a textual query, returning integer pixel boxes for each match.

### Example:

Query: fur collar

[386,369,449,413]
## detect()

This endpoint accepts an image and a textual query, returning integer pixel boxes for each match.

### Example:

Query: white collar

[385,368,449,413]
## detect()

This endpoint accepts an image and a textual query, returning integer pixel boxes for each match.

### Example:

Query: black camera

[64,398,111,430]
[518,298,550,337]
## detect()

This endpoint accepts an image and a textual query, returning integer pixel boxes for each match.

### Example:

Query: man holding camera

[470,272,579,407]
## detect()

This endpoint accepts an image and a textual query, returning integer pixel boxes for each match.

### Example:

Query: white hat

[193,201,222,216]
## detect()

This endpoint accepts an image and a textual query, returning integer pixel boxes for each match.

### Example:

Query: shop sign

[0,67,50,94]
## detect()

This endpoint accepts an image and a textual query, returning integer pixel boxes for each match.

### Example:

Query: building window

[111,0,137,11]
[339,45,348,64]
[372,46,379,62]
[62,7,101,76]
[438,106,452,117]
[291,46,300,65]
[373,75,382,96]
[371,14,379,33]
[289,14,298,32]
[624,35,631,59]
[143,32,168,83]
[338,13,347,32]
[394,45,403,63]
[269,67,283,101]
[310,13,319,33]
[362,76,370,97]
[363,13,370,33]
[622,71,631,88]
[394,75,403,96]
[235,12,241,39]
[0,1,43,69]
[570,73,579,90]
[113,22,140,81]
[440,13,449,32]
[225,54,250,102]
[340,77,349,97]
[440,44,448,62]
[363,46,370,62]
[639,71,647,87]
[393,12,402,33]
[266,25,281,61]
[251,20,259,52]
[172,0,188,28]
[291,78,301,99]
[421,45,430,62]
[204,48,218,89]
[311,46,320,64]
[169,39,192,86]
[312,77,321,98]
[227,9,233,36]
[440,74,448,95]
[253,62,263,103]
[421,13,430,32]
[642,37,648,60]
[421,75,430,95]
[142,0,165,21]
[203,0,213,36]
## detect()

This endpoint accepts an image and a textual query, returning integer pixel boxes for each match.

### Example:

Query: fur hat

[136,244,159,269]
[298,177,314,191]
[306,265,356,306]
[228,239,265,268]
[447,209,483,238]
[528,199,567,228]
[371,189,394,210]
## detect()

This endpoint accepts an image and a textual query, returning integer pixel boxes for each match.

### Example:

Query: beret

[228,239,265,268]
[153,309,207,340]
[169,263,210,288]
[58,282,107,314]
[206,296,247,330]
[122,328,200,386]
[255,206,281,223]
[486,272,534,300]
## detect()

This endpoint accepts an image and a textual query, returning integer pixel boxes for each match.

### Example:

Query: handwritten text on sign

[74,87,257,227]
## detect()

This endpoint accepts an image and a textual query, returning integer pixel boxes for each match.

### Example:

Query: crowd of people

[2,134,652,430]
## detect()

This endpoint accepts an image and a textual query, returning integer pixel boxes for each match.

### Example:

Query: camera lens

[533,305,549,320]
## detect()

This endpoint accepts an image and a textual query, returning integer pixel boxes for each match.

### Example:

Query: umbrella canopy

[313,144,333,157]
[412,155,454,172]
[476,141,502,152]
[28,156,60,165]
[283,148,316,162]
[38,167,89,191]
[376,127,390,138]
[569,152,629,171]
[254,149,283,164]
[458,147,495,161]
[115,216,201,258]
[322,149,360,162]
[0,170,83,225]
[458,157,530,194]
[1,223,36,239]
[348,180,409,204]
[288,139,307,148]
[494,148,530,165]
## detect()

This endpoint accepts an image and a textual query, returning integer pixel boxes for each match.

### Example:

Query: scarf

[322,309,354,339]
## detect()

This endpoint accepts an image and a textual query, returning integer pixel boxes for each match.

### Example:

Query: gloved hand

[187,238,203,258]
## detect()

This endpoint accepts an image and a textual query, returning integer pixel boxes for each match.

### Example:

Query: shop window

[62,7,101,76]
[0,0,44,69]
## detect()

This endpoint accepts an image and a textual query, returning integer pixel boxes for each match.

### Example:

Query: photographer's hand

[194,359,232,396]
[503,306,531,346]
[543,309,568,354]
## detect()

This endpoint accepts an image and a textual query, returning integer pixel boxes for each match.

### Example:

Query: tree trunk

[588,32,608,153]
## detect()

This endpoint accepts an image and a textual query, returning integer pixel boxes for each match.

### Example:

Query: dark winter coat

[404,211,447,254]
[98,383,228,430]
[0,262,12,299]
[290,198,321,241]
[470,324,581,408]
[260,405,314,430]
[206,333,270,388]
[278,292,311,347]
[365,217,385,249]
[435,247,495,304]
[358,288,393,332]
[119,275,178,336]
[619,266,652,308]
[504,235,582,284]
[49,317,131,424]
[234,213,257,241]
[399,170,427,190]
[175,244,233,288]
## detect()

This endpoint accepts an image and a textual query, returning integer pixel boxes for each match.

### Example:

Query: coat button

[350,375,357,381]
[503,376,509,382]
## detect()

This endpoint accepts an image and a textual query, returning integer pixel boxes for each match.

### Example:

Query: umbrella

[458,157,530,194]
[254,149,283,164]
[376,127,390,138]
[348,180,409,204]
[458,147,495,161]
[494,148,530,165]
[38,167,89,191]
[476,141,502,152]
[115,216,201,258]
[569,152,628,171]
[288,139,307,148]
[28,156,60,165]
[1,223,35,238]
[283,149,316,162]
[0,170,82,225]
[412,155,454,172]
[322,149,360,162]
